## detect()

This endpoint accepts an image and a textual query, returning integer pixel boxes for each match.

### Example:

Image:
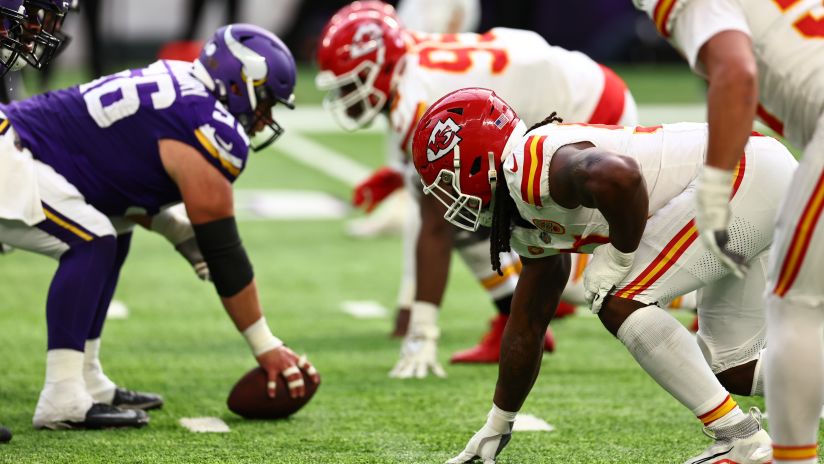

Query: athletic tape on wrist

[151,207,194,245]
[242,317,283,357]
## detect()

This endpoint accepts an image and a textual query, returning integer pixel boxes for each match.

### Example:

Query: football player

[0,24,318,429]
[634,1,824,463]
[413,88,797,463]
[316,6,638,372]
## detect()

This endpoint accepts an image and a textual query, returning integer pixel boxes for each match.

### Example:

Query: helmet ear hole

[469,155,482,176]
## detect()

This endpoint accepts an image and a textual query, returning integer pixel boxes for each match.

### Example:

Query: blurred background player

[0,23,318,429]
[633,1,824,462]
[414,88,795,464]
[316,4,637,374]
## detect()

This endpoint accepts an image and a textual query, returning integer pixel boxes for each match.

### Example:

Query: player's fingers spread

[414,361,427,379]
[298,355,320,383]
[281,365,303,398]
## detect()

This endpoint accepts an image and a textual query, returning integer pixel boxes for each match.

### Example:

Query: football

[227,367,320,419]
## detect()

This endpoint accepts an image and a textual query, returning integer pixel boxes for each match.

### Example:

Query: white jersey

[389,28,617,161]
[634,0,824,148]
[503,122,717,258]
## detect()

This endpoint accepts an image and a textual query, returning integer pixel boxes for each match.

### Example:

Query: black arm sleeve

[192,217,253,297]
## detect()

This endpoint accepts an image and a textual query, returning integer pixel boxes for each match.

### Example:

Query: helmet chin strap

[486,150,497,212]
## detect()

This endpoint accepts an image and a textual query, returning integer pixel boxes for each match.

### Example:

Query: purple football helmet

[192,24,297,151]
[0,0,70,75]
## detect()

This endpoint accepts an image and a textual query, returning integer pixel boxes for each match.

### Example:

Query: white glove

[446,405,516,464]
[696,166,748,278]
[583,244,635,313]
[175,238,211,281]
[389,302,446,378]
[151,206,211,281]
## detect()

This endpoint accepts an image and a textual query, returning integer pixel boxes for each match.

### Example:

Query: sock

[764,295,824,462]
[494,295,513,316]
[83,338,116,403]
[34,349,93,425]
[750,350,765,396]
[616,306,740,427]
[457,239,519,300]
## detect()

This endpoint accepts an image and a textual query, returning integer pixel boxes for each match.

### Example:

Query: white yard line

[277,131,372,187]
[513,413,556,432]
[340,300,389,319]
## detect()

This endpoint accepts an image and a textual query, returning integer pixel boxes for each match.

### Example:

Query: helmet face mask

[0,0,69,75]
[316,57,386,131]
[422,161,488,232]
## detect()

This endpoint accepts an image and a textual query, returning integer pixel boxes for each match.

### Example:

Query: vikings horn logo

[350,23,384,59]
[427,118,462,162]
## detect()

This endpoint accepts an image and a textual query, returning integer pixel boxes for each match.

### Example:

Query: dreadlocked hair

[526,111,564,133]
[490,163,517,276]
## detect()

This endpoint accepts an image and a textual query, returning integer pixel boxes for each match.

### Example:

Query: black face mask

[237,87,294,152]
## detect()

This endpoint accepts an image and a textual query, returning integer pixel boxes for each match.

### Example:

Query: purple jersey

[2,60,250,216]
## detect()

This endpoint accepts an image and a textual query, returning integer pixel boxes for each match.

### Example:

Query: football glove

[389,302,446,379]
[151,207,211,281]
[353,167,404,213]
[175,238,211,281]
[446,405,516,464]
[696,165,748,278]
[583,244,635,313]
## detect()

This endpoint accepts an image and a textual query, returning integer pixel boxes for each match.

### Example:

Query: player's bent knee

[598,297,647,337]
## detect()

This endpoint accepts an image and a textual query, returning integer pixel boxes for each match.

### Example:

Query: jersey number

[773,0,824,38]
[79,62,176,128]
[417,33,509,74]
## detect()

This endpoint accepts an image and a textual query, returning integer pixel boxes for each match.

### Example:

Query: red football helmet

[412,88,527,231]
[316,9,411,130]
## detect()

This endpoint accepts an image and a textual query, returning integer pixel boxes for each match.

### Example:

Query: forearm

[591,166,648,253]
[220,280,263,331]
[706,74,756,171]
[414,198,455,305]
[492,255,569,411]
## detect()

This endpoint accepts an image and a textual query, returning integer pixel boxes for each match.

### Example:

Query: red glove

[352,167,404,213]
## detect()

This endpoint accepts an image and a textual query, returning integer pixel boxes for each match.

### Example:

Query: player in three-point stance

[633,1,824,462]
[412,88,797,463]
[316,5,640,373]
[0,24,318,429]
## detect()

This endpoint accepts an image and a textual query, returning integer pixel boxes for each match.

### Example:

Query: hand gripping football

[227,367,320,419]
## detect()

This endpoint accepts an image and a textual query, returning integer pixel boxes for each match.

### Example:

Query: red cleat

[451,315,555,364]
[690,314,699,333]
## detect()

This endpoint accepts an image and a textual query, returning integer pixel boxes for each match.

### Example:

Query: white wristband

[410,301,440,339]
[242,317,283,357]
[604,243,635,268]
[487,404,518,434]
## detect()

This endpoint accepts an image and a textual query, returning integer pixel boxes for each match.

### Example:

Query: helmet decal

[427,118,462,162]
[224,26,267,81]
[350,22,383,59]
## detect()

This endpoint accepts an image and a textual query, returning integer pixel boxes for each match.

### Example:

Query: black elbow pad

[192,217,253,297]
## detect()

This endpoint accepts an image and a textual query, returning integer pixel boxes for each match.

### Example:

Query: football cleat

[112,388,164,411]
[684,408,772,464]
[35,403,149,430]
[451,315,555,364]
[0,425,11,443]
[553,300,577,319]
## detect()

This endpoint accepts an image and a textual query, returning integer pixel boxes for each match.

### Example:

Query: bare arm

[415,192,455,305]
[158,139,260,331]
[493,254,570,411]
[550,143,648,253]
[699,30,758,170]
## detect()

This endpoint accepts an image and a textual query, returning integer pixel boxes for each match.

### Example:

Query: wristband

[410,301,440,339]
[604,243,635,268]
[488,404,518,434]
[151,206,194,245]
[242,317,283,356]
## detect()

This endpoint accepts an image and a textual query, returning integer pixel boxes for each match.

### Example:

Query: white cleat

[684,409,772,464]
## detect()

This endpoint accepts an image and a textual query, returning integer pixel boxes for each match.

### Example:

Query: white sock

[33,349,93,425]
[765,295,824,462]
[616,306,741,426]
[458,239,518,299]
[83,338,117,404]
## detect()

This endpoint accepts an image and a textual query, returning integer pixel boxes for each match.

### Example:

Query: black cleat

[0,425,11,443]
[112,387,164,411]
[38,403,149,430]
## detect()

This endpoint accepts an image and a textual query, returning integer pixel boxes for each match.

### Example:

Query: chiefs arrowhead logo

[427,118,462,162]
[350,23,384,59]
[532,219,565,235]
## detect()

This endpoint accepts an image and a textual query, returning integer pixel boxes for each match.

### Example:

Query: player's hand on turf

[352,167,404,213]
[696,166,748,278]
[583,244,635,313]
[256,346,319,399]
[446,407,515,464]
[389,327,446,379]
[174,237,211,281]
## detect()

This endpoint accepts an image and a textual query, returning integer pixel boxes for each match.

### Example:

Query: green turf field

[0,64,808,463]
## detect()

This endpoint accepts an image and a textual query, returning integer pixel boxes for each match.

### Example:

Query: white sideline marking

[513,413,555,432]
[106,300,129,320]
[279,106,387,134]
[180,417,230,433]
[341,300,389,319]
[276,132,372,187]
[234,189,348,221]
